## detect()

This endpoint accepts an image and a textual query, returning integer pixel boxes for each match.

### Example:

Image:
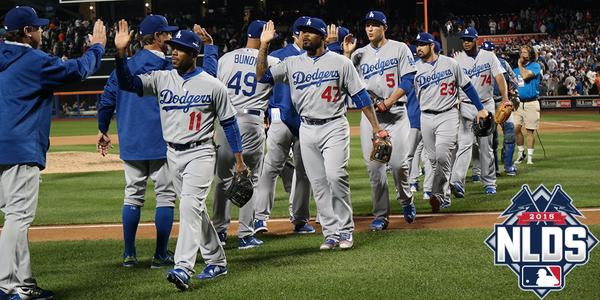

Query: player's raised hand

[325,24,338,44]
[115,19,133,52]
[89,19,107,47]
[342,33,356,56]
[260,20,276,44]
[193,24,213,45]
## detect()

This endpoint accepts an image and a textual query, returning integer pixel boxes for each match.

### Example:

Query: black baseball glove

[226,168,254,208]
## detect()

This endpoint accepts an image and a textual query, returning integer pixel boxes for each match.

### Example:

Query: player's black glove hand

[226,168,254,208]
[368,90,388,113]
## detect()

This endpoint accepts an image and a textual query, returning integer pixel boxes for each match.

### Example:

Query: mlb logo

[521,266,563,289]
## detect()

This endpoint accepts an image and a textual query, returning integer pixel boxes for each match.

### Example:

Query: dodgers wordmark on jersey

[268,51,365,119]
[351,40,416,100]
[415,55,470,112]
[138,69,236,144]
[454,50,505,102]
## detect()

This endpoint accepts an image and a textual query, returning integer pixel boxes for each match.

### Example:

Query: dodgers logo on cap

[166,30,202,52]
[297,17,327,37]
[363,10,387,25]
[486,184,598,299]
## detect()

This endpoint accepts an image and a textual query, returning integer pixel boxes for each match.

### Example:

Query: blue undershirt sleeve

[219,116,243,153]
[461,82,484,111]
[399,72,416,95]
[115,56,144,96]
[351,89,373,109]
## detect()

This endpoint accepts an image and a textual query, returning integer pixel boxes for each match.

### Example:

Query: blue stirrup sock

[155,206,174,258]
[122,204,141,257]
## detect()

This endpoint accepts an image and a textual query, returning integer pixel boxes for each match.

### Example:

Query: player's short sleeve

[342,57,366,96]
[138,71,159,97]
[350,49,362,68]
[213,82,237,121]
[490,53,506,77]
[269,57,288,83]
[398,43,417,77]
[454,58,471,88]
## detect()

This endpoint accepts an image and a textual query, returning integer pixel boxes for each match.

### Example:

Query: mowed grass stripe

[28,226,600,299]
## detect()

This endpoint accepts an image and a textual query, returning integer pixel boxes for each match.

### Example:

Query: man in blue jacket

[0,6,105,299]
[96,15,218,268]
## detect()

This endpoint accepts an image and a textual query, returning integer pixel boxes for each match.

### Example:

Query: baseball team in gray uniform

[212,20,279,248]
[450,28,509,197]
[413,32,488,211]
[347,11,416,229]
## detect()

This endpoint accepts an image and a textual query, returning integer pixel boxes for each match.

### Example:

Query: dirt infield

[19,208,600,242]
[42,151,122,174]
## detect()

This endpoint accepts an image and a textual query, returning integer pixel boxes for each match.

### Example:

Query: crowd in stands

[1,6,598,96]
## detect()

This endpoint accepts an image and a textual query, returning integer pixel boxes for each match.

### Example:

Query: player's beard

[302,39,323,52]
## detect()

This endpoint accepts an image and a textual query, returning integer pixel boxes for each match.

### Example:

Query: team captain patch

[485,184,598,299]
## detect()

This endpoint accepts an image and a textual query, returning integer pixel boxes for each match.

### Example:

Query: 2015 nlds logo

[485,184,598,299]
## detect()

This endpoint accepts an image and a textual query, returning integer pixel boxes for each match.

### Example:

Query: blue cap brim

[33,18,49,27]
[297,25,325,36]
[363,17,385,25]
[162,25,179,32]
[165,39,199,52]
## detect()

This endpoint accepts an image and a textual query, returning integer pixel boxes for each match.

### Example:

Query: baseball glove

[367,90,388,113]
[472,112,495,137]
[226,168,254,208]
[494,100,513,124]
[370,131,392,163]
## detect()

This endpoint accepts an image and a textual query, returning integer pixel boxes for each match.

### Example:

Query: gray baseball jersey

[351,40,416,101]
[415,55,470,112]
[269,51,365,119]
[139,70,236,143]
[454,50,505,102]
[217,48,279,111]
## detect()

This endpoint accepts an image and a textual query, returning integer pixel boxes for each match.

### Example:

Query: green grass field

[3,112,598,300]
[19,129,600,225]
[27,227,600,299]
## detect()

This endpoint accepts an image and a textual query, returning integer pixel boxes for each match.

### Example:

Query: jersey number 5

[188,111,202,132]
[386,73,395,88]
[440,82,456,96]
[321,85,340,103]
[227,71,257,96]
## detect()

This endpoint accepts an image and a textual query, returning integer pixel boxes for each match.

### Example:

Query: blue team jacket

[514,61,541,100]
[97,45,218,161]
[268,44,304,137]
[0,42,104,169]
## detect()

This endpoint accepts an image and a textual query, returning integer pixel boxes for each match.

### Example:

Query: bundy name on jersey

[292,68,340,90]
[159,89,212,113]
[485,184,598,299]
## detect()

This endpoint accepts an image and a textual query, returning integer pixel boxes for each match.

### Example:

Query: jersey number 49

[227,71,257,96]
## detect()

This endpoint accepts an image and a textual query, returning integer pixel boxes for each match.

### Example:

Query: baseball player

[413,32,488,212]
[0,7,106,299]
[257,18,388,250]
[481,41,519,176]
[253,16,315,235]
[113,21,247,290]
[343,10,416,229]
[450,28,509,196]
[211,20,279,248]
[407,44,433,200]
[97,15,182,269]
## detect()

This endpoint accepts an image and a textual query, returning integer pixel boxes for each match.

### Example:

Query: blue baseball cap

[247,20,267,38]
[165,30,202,53]
[363,10,387,26]
[292,16,310,36]
[459,27,478,40]
[139,15,178,35]
[415,32,435,44]
[434,41,441,53]
[338,26,349,42]
[409,44,417,55]
[482,40,495,50]
[3,6,49,31]
[297,17,327,37]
